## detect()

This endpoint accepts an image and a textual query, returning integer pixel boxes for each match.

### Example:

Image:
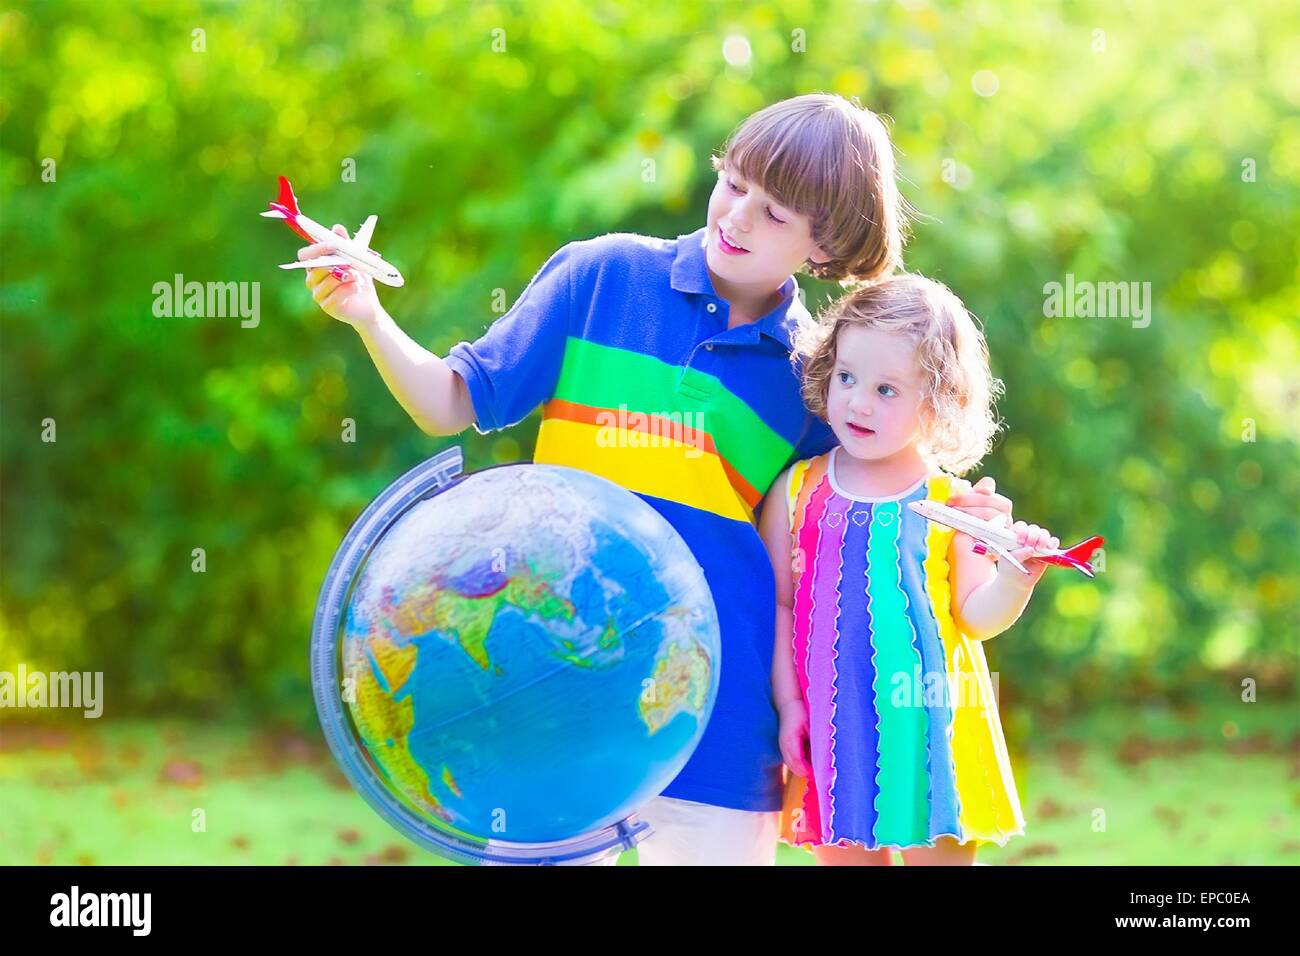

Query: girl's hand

[777,700,811,777]
[1008,520,1060,587]
[949,476,1015,565]
[301,224,384,328]
[946,475,1014,525]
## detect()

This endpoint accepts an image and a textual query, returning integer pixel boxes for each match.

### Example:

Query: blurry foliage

[1,0,1296,720]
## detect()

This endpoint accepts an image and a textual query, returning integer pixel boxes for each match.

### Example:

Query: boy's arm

[301,228,476,436]
[351,307,476,437]
[302,231,575,438]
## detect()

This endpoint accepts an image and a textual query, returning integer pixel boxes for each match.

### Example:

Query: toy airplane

[260,176,405,287]
[907,499,1105,578]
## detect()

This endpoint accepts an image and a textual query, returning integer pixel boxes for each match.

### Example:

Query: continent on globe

[374,556,577,673]
[345,649,452,824]
[640,634,713,735]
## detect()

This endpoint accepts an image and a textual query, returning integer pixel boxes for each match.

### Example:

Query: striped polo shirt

[444,226,837,811]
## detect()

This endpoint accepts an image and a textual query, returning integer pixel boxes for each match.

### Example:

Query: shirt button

[706,303,717,313]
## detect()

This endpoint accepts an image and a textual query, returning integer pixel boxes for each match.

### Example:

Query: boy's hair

[710,93,910,284]
[793,274,1004,475]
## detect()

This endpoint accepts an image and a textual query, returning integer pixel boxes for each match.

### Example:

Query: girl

[759,273,1057,865]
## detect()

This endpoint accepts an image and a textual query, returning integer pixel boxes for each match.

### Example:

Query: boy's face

[706,160,830,303]
[825,324,926,463]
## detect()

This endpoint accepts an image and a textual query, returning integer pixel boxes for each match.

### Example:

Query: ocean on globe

[313,451,720,863]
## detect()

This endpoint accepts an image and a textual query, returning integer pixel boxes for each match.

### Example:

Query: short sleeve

[443,242,576,434]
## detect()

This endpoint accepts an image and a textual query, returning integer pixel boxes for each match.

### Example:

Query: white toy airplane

[908,499,1105,578]
[261,176,405,287]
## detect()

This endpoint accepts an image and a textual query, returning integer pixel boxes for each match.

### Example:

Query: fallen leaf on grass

[1036,797,1066,820]
[1153,806,1184,832]
[159,759,204,787]
[380,844,409,864]
[1005,843,1059,864]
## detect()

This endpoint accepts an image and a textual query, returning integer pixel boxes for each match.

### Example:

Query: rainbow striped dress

[778,449,1024,851]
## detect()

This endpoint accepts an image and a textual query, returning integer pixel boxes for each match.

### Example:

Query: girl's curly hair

[793,274,1004,475]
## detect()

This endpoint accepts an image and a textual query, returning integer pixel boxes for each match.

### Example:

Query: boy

[299,93,1014,864]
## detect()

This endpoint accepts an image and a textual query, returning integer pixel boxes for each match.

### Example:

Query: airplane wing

[279,256,349,270]
[986,540,1029,575]
[354,215,377,249]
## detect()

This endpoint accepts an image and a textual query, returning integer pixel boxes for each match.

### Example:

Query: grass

[1,699,1295,866]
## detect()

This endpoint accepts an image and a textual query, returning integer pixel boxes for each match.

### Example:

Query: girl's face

[825,324,926,463]
[705,161,829,293]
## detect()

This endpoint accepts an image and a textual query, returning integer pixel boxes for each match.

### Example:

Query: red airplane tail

[1041,535,1105,577]
[264,176,313,243]
[275,176,300,216]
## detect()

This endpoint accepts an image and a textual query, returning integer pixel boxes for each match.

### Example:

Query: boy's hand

[777,700,811,778]
[1007,521,1060,587]
[301,224,383,328]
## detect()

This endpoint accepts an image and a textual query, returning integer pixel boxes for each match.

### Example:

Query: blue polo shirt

[444,226,837,811]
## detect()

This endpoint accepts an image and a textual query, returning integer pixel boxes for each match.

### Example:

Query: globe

[311,447,721,865]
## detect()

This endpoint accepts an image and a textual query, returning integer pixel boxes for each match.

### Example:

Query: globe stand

[311,446,653,866]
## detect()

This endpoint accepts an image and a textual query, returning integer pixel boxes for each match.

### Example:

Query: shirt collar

[671,226,806,351]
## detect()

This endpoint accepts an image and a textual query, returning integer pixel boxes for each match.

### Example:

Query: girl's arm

[951,522,1059,642]
[758,469,811,777]
[759,471,799,711]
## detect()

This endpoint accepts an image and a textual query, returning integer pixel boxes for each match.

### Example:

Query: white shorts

[593,795,779,866]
